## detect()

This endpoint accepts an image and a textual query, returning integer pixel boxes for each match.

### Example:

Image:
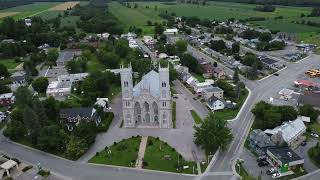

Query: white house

[186,76,198,87]
[0,111,6,122]
[206,96,225,111]
[193,82,213,94]
[264,117,307,148]
[164,28,178,35]
[95,98,111,112]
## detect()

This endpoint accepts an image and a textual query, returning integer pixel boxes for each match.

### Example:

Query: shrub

[104,146,109,150]
[148,140,153,146]
[22,165,33,172]
[96,152,100,156]
[38,170,50,177]
[142,161,148,167]
[113,142,117,145]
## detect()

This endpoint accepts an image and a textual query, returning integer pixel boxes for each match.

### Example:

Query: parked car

[301,140,307,146]
[273,73,279,76]
[257,156,267,162]
[272,172,281,179]
[311,133,319,138]
[258,161,269,167]
[266,168,277,175]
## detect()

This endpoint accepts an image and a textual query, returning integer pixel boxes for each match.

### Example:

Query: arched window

[162,81,166,87]
[144,102,150,112]
[124,81,129,87]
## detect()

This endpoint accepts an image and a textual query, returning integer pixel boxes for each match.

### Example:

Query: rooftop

[57,50,82,63]
[298,91,320,108]
[60,107,93,118]
[133,70,160,97]
[267,146,303,164]
[203,86,223,93]
[0,93,14,99]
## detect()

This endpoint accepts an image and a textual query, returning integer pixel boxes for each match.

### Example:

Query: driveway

[294,138,319,173]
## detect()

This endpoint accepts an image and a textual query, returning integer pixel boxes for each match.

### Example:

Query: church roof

[133,70,160,97]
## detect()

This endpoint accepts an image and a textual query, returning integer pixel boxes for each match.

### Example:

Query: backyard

[0,58,20,70]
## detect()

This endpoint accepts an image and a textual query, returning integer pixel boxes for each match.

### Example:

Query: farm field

[0,1,88,20]
[108,2,165,35]
[110,1,318,33]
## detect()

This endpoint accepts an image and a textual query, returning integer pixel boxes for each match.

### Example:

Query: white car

[311,133,319,138]
[272,172,281,179]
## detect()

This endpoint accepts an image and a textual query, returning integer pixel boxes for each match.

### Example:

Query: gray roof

[267,146,303,164]
[59,107,93,118]
[133,70,160,97]
[57,50,82,63]
[259,57,277,65]
[204,86,223,93]
[249,129,275,148]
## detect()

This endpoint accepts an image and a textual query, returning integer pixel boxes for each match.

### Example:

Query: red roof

[294,80,320,87]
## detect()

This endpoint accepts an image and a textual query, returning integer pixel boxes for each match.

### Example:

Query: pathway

[135,136,148,169]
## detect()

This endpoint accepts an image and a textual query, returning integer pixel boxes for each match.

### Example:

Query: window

[162,81,166,87]
[125,101,130,107]
[124,81,129,87]
[163,102,166,107]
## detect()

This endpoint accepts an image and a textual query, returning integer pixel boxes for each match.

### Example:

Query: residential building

[213,67,226,79]
[248,129,275,156]
[258,56,278,69]
[206,96,225,111]
[59,107,101,131]
[58,73,88,83]
[164,28,178,35]
[95,98,111,112]
[46,81,72,100]
[200,62,214,78]
[186,76,198,87]
[120,64,172,128]
[203,86,224,100]
[267,146,304,174]
[264,118,307,149]
[56,50,82,66]
[24,18,31,26]
[10,71,26,86]
[298,91,320,110]
[193,82,213,94]
[0,112,6,123]
[0,93,15,106]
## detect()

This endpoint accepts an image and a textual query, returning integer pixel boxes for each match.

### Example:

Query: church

[120,64,172,128]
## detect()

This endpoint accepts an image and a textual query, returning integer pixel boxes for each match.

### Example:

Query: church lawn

[0,58,20,70]
[143,137,197,174]
[88,136,141,167]
[190,110,202,124]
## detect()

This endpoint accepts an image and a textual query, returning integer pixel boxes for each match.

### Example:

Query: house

[200,62,214,78]
[95,98,111,112]
[193,82,213,94]
[143,36,155,46]
[0,112,6,123]
[56,50,82,66]
[0,159,19,178]
[10,71,26,86]
[58,73,89,83]
[0,93,15,106]
[258,56,278,69]
[248,129,275,156]
[213,67,226,79]
[158,53,168,59]
[203,86,224,100]
[46,81,72,100]
[186,76,198,87]
[129,39,139,48]
[298,91,320,110]
[164,28,178,35]
[266,146,304,174]
[264,118,307,149]
[207,96,225,111]
[97,32,110,40]
[59,107,101,131]
[24,18,31,26]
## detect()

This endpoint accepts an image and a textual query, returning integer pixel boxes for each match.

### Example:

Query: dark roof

[249,129,275,148]
[204,86,223,93]
[60,107,93,118]
[259,57,277,65]
[298,92,320,108]
[267,146,302,164]
[57,50,81,63]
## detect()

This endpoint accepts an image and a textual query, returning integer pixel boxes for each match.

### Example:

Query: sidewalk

[135,136,148,168]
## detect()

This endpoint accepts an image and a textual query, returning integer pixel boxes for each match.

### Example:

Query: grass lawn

[190,110,202,124]
[89,136,141,167]
[193,73,205,82]
[309,122,320,135]
[298,32,320,46]
[143,137,197,174]
[0,58,20,69]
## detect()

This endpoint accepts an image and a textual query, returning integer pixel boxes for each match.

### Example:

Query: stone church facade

[120,64,172,128]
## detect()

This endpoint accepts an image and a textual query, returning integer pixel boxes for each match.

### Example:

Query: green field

[110,1,320,35]
[109,2,165,35]
[0,2,60,20]
[0,58,20,69]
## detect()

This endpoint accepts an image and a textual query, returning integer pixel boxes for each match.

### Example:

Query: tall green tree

[194,113,233,155]
[299,104,319,122]
[46,48,59,67]
[66,136,88,160]
[175,40,188,54]
[0,64,9,77]
[32,77,49,93]
[233,68,240,84]
[38,125,68,153]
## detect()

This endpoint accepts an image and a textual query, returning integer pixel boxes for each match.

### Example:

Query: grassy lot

[143,137,197,174]
[193,73,205,82]
[298,32,320,46]
[89,136,141,167]
[0,58,20,69]
[108,2,165,35]
[172,101,176,128]
[214,88,249,121]
[190,110,202,124]
[309,122,320,134]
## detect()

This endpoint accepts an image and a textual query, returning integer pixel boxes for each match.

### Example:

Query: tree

[233,68,240,84]
[38,125,68,153]
[310,7,320,17]
[0,64,9,77]
[23,106,41,145]
[46,48,59,67]
[180,53,202,74]
[66,136,88,160]
[15,86,33,108]
[194,113,233,155]
[259,32,272,42]
[42,96,58,120]
[299,104,319,122]
[277,105,297,122]
[231,42,240,54]
[175,40,188,54]
[209,40,226,52]
[32,77,49,93]
[115,39,130,58]
[154,24,164,37]
[3,109,26,140]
